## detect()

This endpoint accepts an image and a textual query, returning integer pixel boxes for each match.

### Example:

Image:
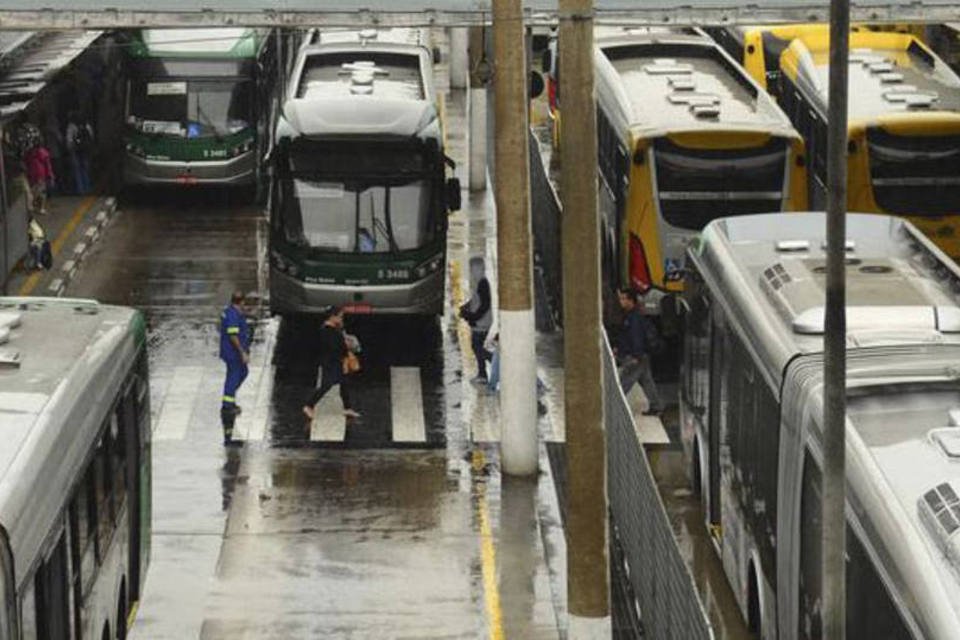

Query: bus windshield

[867,128,960,215]
[653,137,787,231]
[277,142,436,254]
[128,79,254,138]
[281,178,433,253]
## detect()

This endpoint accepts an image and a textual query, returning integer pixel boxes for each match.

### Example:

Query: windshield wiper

[195,102,223,141]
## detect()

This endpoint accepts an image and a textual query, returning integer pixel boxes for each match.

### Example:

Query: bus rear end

[626,130,806,294]
[855,116,960,259]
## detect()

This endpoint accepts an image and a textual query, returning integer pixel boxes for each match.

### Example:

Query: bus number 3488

[379,269,410,280]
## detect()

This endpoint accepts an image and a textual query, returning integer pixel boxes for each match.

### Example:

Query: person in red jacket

[24,141,54,215]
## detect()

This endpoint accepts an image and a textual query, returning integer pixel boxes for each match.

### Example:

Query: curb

[47,196,118,297]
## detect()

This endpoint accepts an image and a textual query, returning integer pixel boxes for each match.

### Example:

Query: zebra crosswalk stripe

[154,366,205,441]
[390,367,426,443]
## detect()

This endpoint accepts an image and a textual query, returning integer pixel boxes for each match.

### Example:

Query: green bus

[0,298,151,640]
[122,28,280,197]
[269,29,460,316]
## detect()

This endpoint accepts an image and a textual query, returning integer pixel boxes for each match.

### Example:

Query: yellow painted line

[126,600,140,630]
[473,450,505,640]
[18,195,98,296]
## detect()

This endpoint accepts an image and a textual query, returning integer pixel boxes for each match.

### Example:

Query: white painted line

[153,366,205,441]
[72,241,87,257]
[310,378,345,442]
[105,196,117,211]
[390,367,426,443]
[637,414,670,444]
[84,226,98,240]
[95,209,108,225]
[626,386,670,444]
[61,259,75,275]
[47,278,63,295]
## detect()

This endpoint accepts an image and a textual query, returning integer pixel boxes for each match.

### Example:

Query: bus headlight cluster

[415,257,443,279]
[231,139,254,158]
[271,251,300,278]
[126,143,146,158]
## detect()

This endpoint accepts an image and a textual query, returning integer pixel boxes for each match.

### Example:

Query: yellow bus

[778,29,960,258]
[594,27,807,309]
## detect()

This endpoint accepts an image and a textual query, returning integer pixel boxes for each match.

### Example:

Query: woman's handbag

[342,351,361,375]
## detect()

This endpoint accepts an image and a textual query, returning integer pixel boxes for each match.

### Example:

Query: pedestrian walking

[65,111,94,195]
[24,138,54,216]
[459,256,493,382]
[219,290,251,444]
[614,287,665,416]
[302,306,362,421]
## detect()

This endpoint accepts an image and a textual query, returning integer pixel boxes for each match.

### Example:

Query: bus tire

[747,564,762,636]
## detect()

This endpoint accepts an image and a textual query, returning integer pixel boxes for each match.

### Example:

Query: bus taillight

[629,233,651,292]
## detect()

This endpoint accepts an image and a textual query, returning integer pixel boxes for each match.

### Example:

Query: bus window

[110,411,128,518]
[653,138,787,231]
[37,533,70,640]
[20,577,37,640]
[799,454,914,639]
[93,438,115,559]
[71,468,97,591]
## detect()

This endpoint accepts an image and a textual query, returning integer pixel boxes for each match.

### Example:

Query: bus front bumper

[269,268,445,316]
[123,150,256,186]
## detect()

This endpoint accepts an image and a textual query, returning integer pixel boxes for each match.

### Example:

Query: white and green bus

[269,28,460,316]
[122,28,280,198]
[0,298,151,640]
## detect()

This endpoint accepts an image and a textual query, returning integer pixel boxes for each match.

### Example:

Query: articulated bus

[776,29,960,259]
[0,298,151,640]
[269,28,461,317]
[593,27,807,314]
[681,212,960,638]
[122,28,280,198]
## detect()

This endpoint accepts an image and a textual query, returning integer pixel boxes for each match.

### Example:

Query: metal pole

[492,0,538,476]
[468,26,488,192]
[823,0,850,637]
[1,124,8,296]
[559,1,610,636]
[449,27,468,89]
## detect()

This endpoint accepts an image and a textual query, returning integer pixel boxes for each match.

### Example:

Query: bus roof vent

[644,59,693,75]
[0,347,20,368]
[932,429,960,460]
[867,60,895,74]
[667,92,720,106]
[691,104,720,119]
[918,481,960,570]
[950,409,960,427]
[668,76,696,91]
[905,93,937,109]
[879,72,905,84]
[340,61,388,95]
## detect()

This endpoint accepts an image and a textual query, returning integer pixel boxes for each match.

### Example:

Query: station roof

[0,29,102,123]
[4,1,960,30]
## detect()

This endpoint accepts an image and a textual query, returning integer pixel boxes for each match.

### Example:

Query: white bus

[0,298,151,640]
[681,212,960,638]
[269,28,460,317]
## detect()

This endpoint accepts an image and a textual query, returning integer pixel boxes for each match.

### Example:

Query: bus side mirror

[446,177,462,212]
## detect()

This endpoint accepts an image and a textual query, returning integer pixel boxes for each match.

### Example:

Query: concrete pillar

[468,27,487,192]
[559,0,611,635]
[492,0,538,477]
[449,27,468,89]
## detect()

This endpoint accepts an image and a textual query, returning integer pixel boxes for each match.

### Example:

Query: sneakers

[344,409,362,419]
[302,405,316,420]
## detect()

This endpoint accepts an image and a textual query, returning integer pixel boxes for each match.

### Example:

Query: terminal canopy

[0,0,958,30]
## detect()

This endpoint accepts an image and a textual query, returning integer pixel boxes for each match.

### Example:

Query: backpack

[73,125,93,153]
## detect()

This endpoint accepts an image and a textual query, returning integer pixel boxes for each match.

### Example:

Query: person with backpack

[65,111,94,195]
[614,286,664,416]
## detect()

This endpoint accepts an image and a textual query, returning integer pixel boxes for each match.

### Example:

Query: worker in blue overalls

[219,290,250,445]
